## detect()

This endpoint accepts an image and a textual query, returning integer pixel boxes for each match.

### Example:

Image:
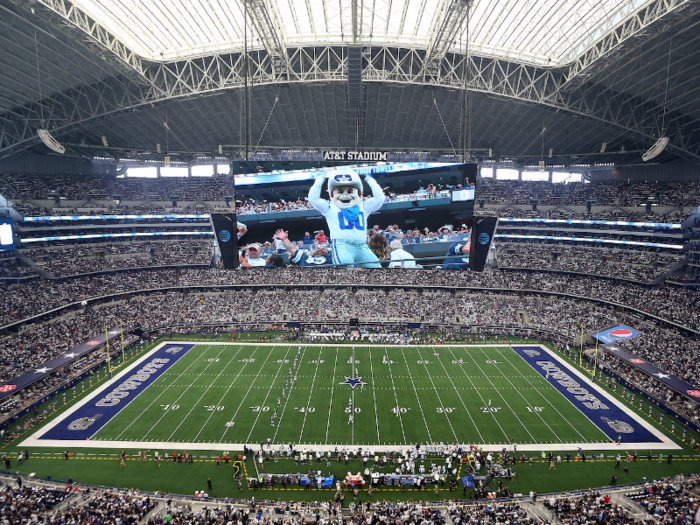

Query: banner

[602,343,700,400]
[211,213,239,269]
[0,328,121,401]
[469,216,498,272]
[593,325,641,344]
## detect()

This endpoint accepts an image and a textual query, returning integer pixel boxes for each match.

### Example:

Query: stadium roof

[1,0,700,167]
[69,0,650,66]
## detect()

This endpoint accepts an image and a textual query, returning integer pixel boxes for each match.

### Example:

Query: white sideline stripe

[21,342,680,452]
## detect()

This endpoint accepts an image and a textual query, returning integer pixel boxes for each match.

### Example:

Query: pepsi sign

[595,325,641,344]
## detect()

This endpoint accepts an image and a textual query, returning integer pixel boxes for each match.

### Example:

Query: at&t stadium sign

[323,151,389,161]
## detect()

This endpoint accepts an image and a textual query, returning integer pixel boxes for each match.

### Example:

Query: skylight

[69,0,653,66]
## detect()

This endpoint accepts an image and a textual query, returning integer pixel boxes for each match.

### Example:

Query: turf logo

[536,361,609,410]
[95,358,170,407]
[600,417,634,434]
[523,350,540,357]
[68,414,102,431]
[166,346,185,354]
[338,376,368,390]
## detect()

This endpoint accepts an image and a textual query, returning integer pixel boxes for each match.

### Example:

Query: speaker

[347,46,363,108]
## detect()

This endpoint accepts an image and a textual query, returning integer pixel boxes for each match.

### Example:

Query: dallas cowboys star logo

[607,345,620,351]
[338,376,368,390]
[62,352,77,359]
[35,367,52,374]
[654,372,670,379]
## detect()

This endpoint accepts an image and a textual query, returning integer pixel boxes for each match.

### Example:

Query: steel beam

[2,44,700,162]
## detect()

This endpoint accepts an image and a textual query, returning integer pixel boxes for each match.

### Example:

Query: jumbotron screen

[221,162,476,269]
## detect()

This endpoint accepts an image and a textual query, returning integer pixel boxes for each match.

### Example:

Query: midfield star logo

[338,376,368,390]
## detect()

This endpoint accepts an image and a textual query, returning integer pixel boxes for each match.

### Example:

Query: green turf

[3,337,699,501]
[90,344,609,446]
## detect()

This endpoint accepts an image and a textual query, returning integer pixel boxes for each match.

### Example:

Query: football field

[28,342,672,450]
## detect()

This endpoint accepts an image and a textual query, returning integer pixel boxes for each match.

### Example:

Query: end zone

[511,345,678,451]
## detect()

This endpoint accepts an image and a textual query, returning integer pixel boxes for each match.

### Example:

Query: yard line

[447,347,511,442]
[190,345,249,441]
[298,347,323,443]
[494,346,589,442]
[367,346,381,444]
[469,346,537,442]
[114,344,217,440]
[245,346,294,443]
[219,346,277,442]
[351,346,356,444]
[399,347,433,442]
[140,345,230,440]
[384,345,407,444]
[324,347,339,444]
[414,348,458,442]
[272,345,309,444]
[432,347,484,442]
[168,346,249,441]
[475,346,561,441]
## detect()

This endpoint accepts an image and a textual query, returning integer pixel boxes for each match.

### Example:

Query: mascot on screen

[308,167,385,268]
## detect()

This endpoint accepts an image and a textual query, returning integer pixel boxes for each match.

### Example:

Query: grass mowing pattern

[91,344,609,446]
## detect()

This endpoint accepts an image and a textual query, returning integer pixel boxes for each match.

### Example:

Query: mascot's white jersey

[308,175,385,243]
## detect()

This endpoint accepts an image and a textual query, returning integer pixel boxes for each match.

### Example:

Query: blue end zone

[511,346,661,444]
[40,343,195,440]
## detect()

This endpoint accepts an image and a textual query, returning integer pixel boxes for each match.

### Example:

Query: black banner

[469,216,498,272]
[211,213,239,269]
